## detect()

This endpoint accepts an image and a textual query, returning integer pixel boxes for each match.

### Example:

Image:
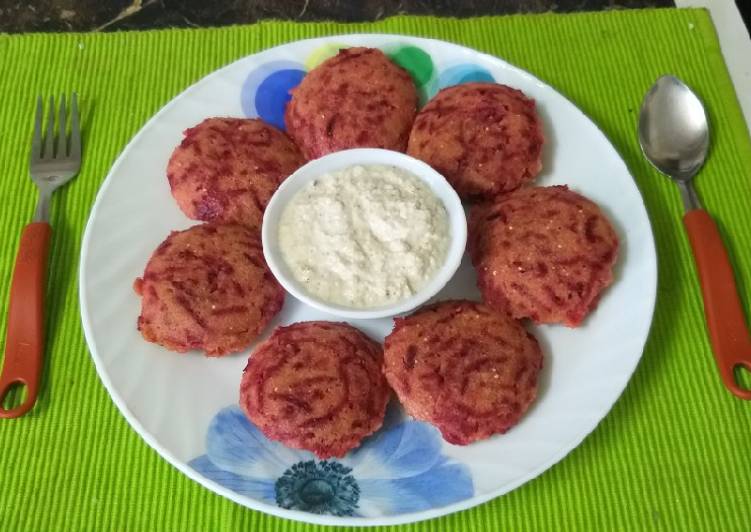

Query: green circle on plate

[388,46,434,87]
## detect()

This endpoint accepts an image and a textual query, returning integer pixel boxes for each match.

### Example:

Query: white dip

[278,164,450,308]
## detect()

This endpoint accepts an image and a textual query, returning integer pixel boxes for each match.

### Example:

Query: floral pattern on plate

[189,405,473,517]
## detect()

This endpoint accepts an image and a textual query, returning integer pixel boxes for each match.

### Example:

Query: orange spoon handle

[683,209,751,400]
[0,222,51,417]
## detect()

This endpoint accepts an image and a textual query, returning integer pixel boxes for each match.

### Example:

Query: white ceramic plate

[79,35,657,527]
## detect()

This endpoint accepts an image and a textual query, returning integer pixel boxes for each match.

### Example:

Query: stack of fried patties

[133,47,619,458]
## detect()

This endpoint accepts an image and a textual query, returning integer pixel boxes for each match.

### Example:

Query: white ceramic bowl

[262,148,467,319]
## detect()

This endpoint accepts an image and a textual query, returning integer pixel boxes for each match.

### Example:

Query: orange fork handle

[0,222,51,417]
[684,210,751,400]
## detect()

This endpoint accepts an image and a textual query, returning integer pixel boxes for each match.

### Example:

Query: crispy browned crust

[167,117,304,227]
[134,223,284,356]
[468,185,619,326]
[240,321,390,458]
[383,300,543,445]
[407,82,544,200]
[285,47,418,159]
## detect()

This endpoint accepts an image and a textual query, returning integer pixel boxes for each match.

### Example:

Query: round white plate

[79,35,657,527]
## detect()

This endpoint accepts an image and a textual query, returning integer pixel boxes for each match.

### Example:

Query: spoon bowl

[638,75,710,182]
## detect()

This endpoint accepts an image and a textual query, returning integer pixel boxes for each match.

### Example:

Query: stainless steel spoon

[639,75,751,400]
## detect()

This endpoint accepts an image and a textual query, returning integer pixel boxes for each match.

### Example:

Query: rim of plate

[79,33,658,527]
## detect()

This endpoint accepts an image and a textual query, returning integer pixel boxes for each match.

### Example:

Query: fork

[0,94,81,418]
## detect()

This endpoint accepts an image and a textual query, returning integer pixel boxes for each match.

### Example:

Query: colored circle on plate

[241,61,307,130]
[387,45,434,87]
[305,43,349,70]
[438,64,495,88]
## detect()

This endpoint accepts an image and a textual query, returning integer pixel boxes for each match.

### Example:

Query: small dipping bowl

[262,148,467,320]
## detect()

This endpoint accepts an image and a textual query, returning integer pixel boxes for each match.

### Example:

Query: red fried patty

[240,321,390,458]
[469,185,619,327]
[407,82,544,200]
[134,223,284,356]
[285,47,418,159]
[167,117,304,227]
[383,300,543,445]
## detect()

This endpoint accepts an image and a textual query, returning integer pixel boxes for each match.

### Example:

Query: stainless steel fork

[0,94,81,418]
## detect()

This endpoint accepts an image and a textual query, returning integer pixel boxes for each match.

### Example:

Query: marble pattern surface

[1,0,676,32]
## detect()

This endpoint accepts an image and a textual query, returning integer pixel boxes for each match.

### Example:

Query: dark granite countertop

[1,0,749,34]
[2,0,679,32]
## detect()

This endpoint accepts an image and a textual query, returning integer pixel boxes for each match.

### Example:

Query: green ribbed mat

[1,8,750,531]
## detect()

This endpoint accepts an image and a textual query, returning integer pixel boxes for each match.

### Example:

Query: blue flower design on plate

[189,405,473,517]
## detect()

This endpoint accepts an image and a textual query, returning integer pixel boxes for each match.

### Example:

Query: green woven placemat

[1,8,750,531]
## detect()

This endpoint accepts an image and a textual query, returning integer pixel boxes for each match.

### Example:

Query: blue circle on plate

[255,69,306,130]
[241,61,306,130]
[438,64,495,89]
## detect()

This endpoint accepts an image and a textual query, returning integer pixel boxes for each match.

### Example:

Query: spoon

[639,74,751,400]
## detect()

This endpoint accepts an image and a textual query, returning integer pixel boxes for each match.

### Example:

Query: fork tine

[30,96,43,164]
[69,93,81,161]
[44,95,55,158]
[57,94,67,157]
